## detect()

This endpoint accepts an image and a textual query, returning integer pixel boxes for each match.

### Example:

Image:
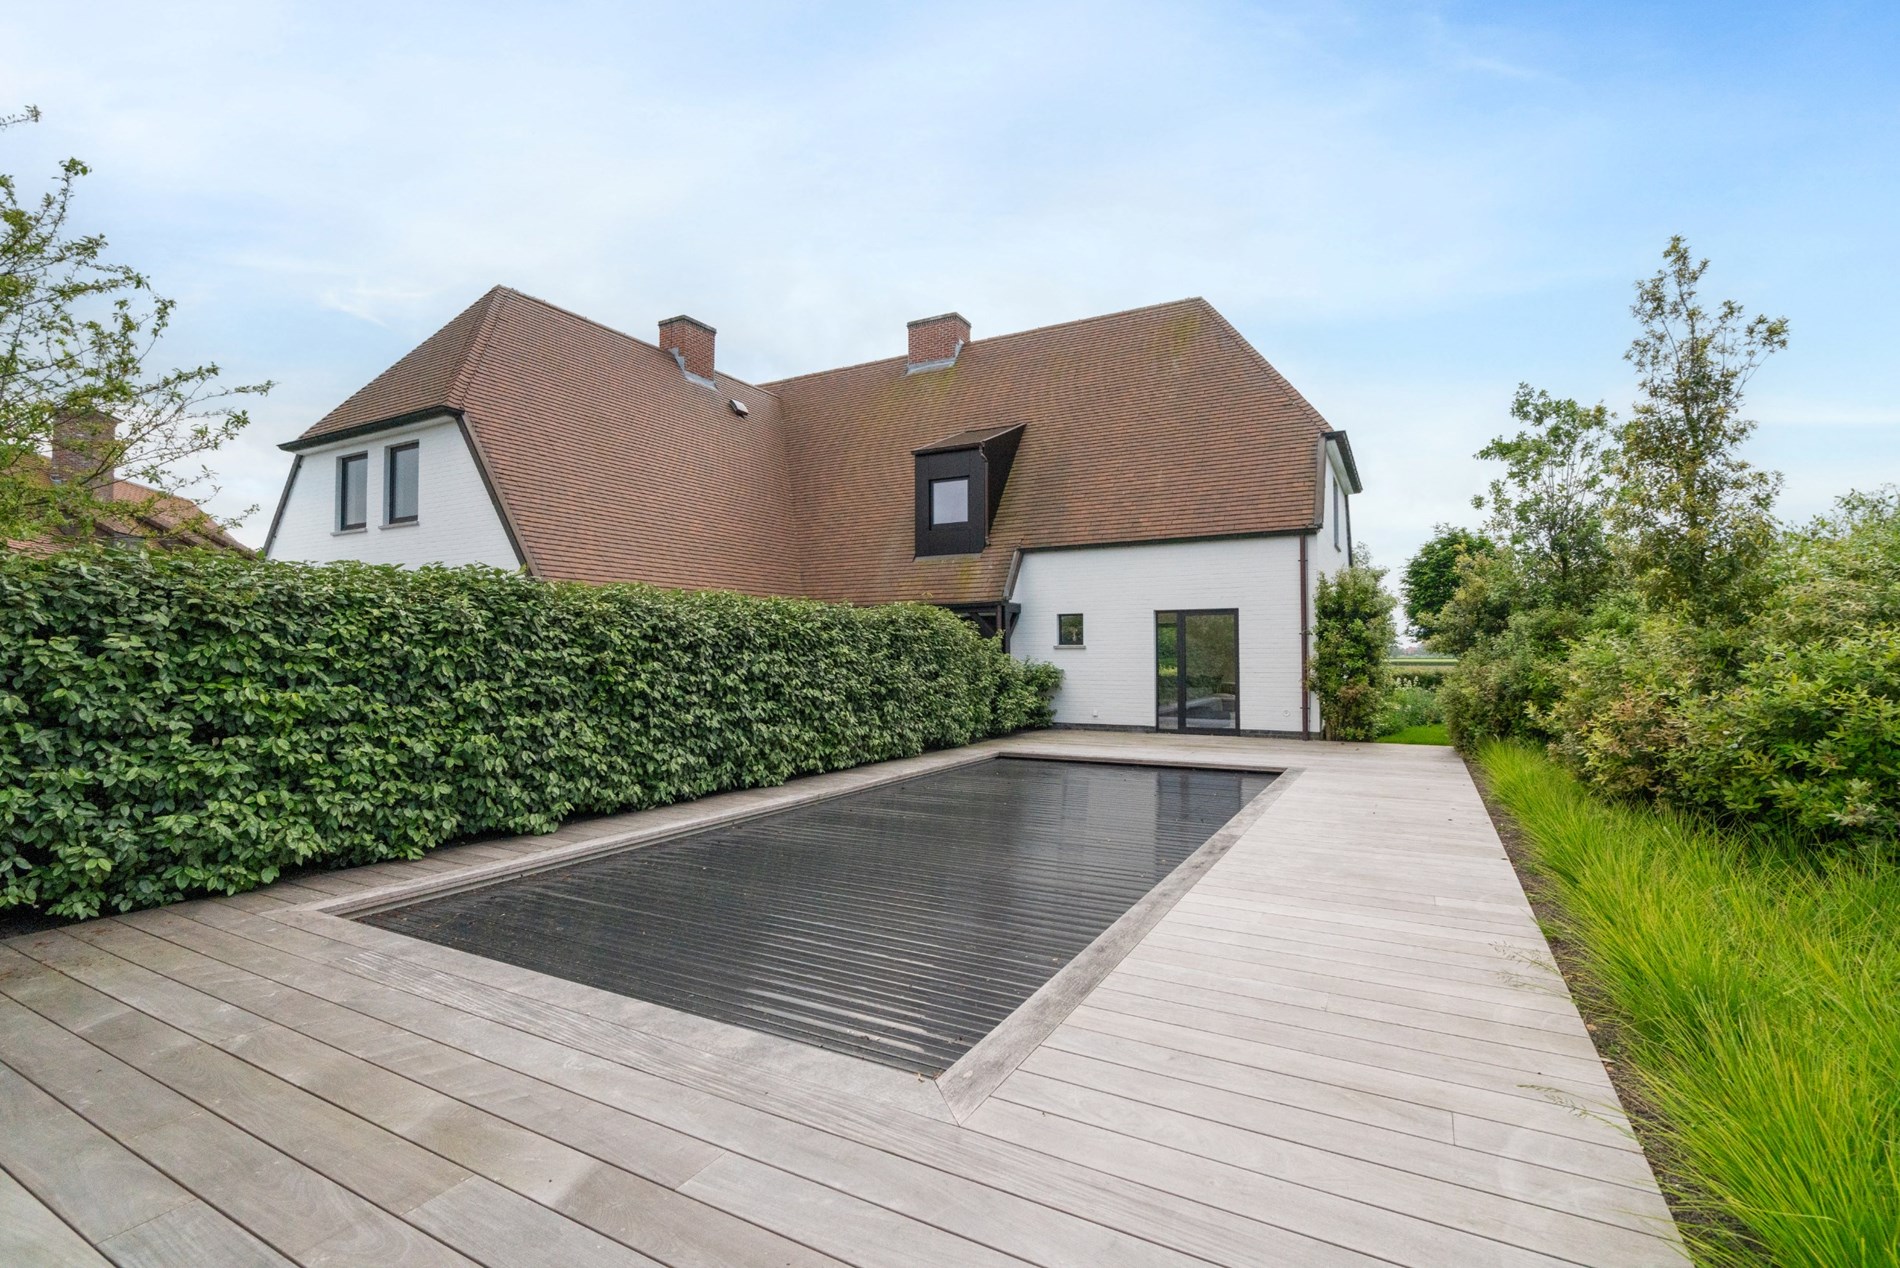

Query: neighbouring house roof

[284,290,1347,605]
[5,454,251,556]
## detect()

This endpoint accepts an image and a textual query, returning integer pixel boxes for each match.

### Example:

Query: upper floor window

[1332,477,1342,550]
[337,452,368,531]
[386,441,419,524]
[930,476,970,526]
[1057,613,1084,646]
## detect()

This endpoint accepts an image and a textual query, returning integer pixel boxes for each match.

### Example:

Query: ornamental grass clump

[1479,741,1900,1268]
[0,549,1059,917]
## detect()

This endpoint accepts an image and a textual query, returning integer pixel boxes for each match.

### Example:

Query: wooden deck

[0,732,1683,1266]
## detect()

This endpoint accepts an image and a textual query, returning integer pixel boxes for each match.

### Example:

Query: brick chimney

[658,315,716,384]
[907,313,970,370]
[50,412,120,490]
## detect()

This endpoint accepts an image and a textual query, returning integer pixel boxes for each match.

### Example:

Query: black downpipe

[1299,533,1311,740]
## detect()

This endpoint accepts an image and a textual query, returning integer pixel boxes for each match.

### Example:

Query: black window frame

[336,451,369,532]
[385,440,420,526]
[1056,613,1085,647]
[1155,607,1241,732]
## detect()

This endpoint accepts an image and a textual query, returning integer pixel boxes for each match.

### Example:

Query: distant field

[1386,657,1454,684]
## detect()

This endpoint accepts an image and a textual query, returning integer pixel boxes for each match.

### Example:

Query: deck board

[3,733,1683,1265]
[0,1170,113,1268]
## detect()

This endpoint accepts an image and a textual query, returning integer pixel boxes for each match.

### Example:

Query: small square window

[1057,613,1084,646]
[337,452,368,531]
[386,441,419,524]
[930,476,969,526]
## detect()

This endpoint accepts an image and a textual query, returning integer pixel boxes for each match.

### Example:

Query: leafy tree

[1612,236,1786,619]
[1474,383,1617,610]
[1429,384,1617,745]
[1310,555,1396,741]
[1,106,269,545]
[1401,524,1492,640]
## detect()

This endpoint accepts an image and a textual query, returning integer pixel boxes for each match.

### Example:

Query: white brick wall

[1012,451,1353,734]
[265,414,520,569]
[1012,536,1310,733]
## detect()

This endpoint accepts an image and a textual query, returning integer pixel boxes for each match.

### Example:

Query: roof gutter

[278,406,459,453]
[1003,548,1024,602]
[1325,430,1363,494]
[1299,532,1312,740]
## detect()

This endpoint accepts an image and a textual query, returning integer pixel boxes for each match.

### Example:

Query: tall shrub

[1428,377,1620,751]
[1433,552,1584,748]
[1309,561,1395,741]
[0,550,1059,916]
[1550,491,1900,853]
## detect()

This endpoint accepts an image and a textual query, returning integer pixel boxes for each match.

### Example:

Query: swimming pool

[363,757,1274,1074]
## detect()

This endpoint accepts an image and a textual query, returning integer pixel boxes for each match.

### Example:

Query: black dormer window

[913,423,1025,558]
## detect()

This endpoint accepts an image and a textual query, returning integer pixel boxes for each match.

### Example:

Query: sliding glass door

[1155,609,1239,731]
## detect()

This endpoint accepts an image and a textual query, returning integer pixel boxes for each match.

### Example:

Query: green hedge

[0,550,1061,917]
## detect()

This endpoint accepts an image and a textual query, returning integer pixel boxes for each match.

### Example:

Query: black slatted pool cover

[364,758,1274,1074]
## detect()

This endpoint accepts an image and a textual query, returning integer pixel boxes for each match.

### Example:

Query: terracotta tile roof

[286,292,1339,605]
[765,298,1334,604]
[296,289,499,443]
[5,453,251,556]
[99,478,252,553]
[290,288,805,595]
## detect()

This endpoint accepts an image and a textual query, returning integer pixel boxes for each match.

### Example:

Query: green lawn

[1478,742,1900,1267]
[1374,723,1450,745]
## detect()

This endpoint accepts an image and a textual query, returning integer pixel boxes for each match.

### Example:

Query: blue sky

[6,0,1897,561]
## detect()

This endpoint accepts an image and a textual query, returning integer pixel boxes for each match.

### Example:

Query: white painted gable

[264,414,519,570]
